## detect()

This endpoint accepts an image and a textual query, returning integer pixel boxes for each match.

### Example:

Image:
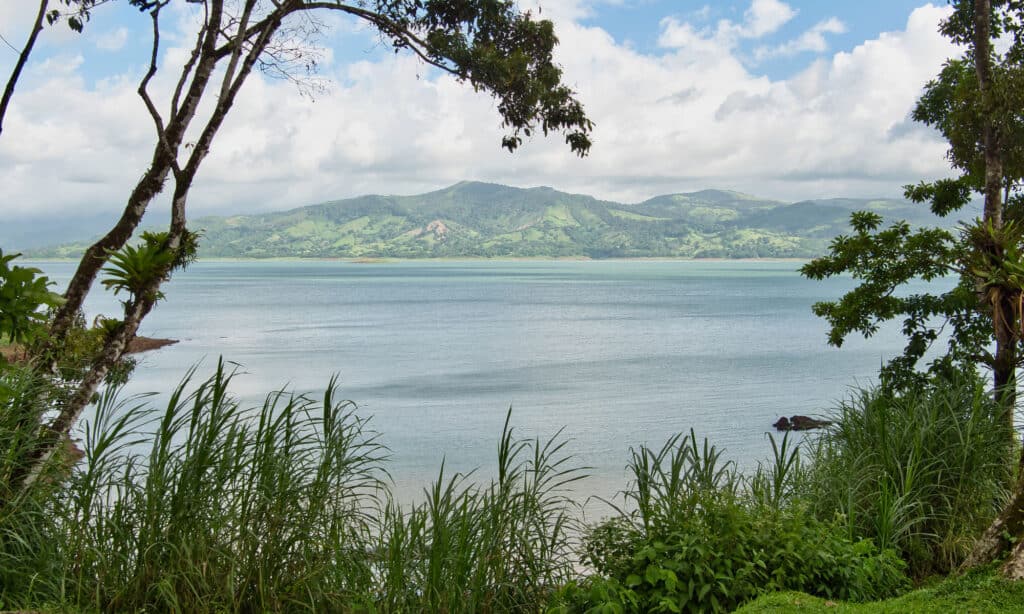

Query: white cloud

[95,27,128,52]
[0,3,963,226]
[742,0,798,38]
[661,0,798,51]
[755,17,847,61]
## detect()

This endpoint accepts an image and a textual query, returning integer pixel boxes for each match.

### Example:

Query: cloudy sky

[0,0,963,234]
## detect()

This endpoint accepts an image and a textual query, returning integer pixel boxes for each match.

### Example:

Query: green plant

[0,365,71,607]
[0,250,63,348]
[54,361,386,612]
[562,432,907,614]
[802,373,1014,577]
[371,410,587,613]
[0,362,590,613]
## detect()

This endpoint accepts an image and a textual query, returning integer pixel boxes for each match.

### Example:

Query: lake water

[38,259,919,509]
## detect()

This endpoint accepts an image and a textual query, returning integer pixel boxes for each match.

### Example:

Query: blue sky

[583,1,942,77]
[7,1,950,87]
[0,1,964,227]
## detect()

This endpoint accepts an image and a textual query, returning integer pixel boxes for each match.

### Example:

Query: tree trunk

[994,294,1017,436]
[965,478,1024,569]
[20,2,283,493]
[47,151,174,344]
[965,0,1024,575]
[47,9,225,343]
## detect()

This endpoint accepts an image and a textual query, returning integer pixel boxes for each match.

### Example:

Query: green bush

[0,250,63,348]
[0,366,67,608]
[802,374,1014,577]
[554,432,907,614]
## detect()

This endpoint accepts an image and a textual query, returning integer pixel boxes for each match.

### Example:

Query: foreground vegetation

[737,567,1024,613]
[1,358,1017,613]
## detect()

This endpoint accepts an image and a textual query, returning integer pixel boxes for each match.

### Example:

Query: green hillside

[33,181,962,259]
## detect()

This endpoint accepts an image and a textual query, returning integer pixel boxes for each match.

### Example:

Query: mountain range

[32,181,966,259]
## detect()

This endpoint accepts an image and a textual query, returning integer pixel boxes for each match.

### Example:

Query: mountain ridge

[31,181,962,260]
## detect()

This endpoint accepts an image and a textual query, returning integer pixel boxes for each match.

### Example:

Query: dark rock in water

[773,415,831,431]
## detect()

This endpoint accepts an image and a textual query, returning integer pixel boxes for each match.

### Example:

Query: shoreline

[23,256,810,264]
[126,336,178,354]
[1,336,178,363]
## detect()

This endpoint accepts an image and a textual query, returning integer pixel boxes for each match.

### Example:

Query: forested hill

[36,181,958,259]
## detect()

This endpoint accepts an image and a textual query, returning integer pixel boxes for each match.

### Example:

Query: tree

[802,0,1024,576]
[8,0,592,492]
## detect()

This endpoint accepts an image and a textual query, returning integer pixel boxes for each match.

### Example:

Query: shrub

[555,432,907,614]
[0,366,67,608]
[802,373,1014,577]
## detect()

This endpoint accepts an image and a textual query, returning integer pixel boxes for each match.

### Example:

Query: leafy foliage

[555,432,908,614]
[0,366,73,607]
[100,229,199,303]
[45,1,156,34]
[802,2,1024,392]
[0,250,63,346]
[362,0,593,155]
[802,375,1014,578]
[800,213,985,388]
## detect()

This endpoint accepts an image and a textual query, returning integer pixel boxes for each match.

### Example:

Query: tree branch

[138,2,182,180]
[0,0,49,137]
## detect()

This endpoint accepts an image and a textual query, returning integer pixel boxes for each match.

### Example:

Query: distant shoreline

[23,256,810,264]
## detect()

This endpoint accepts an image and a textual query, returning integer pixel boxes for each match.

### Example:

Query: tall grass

[0,364,70,608]
[55,361,387,612]
[4,359,1008,611]
[371,412,587,612]
[802,374,1015,577]
[0,360,587,612]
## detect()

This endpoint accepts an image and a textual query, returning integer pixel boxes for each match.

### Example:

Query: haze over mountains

[32,181,967,259]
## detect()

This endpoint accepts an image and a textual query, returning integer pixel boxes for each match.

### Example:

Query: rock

[773,415,832,431]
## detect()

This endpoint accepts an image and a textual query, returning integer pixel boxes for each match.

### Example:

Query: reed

[802,374,1015,577]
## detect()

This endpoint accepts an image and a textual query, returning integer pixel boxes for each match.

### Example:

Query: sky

[0,0,965,230]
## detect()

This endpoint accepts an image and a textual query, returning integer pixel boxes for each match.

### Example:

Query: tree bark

[965,0,1024,575]
[0,0,48,136]
[972,0,1015,431]
[965,477,1024,569]
[47,150,174,344]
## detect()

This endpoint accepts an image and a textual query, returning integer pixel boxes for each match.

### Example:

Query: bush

[802,374,1014,577]
[555,432,907,614]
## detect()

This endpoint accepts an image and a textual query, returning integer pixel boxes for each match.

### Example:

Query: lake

[39,259,918,510]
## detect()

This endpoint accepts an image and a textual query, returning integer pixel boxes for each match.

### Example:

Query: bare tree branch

[138,2,183,180]
[0,0,49,137]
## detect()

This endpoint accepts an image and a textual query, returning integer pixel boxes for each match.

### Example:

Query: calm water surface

[39,260,920,508]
